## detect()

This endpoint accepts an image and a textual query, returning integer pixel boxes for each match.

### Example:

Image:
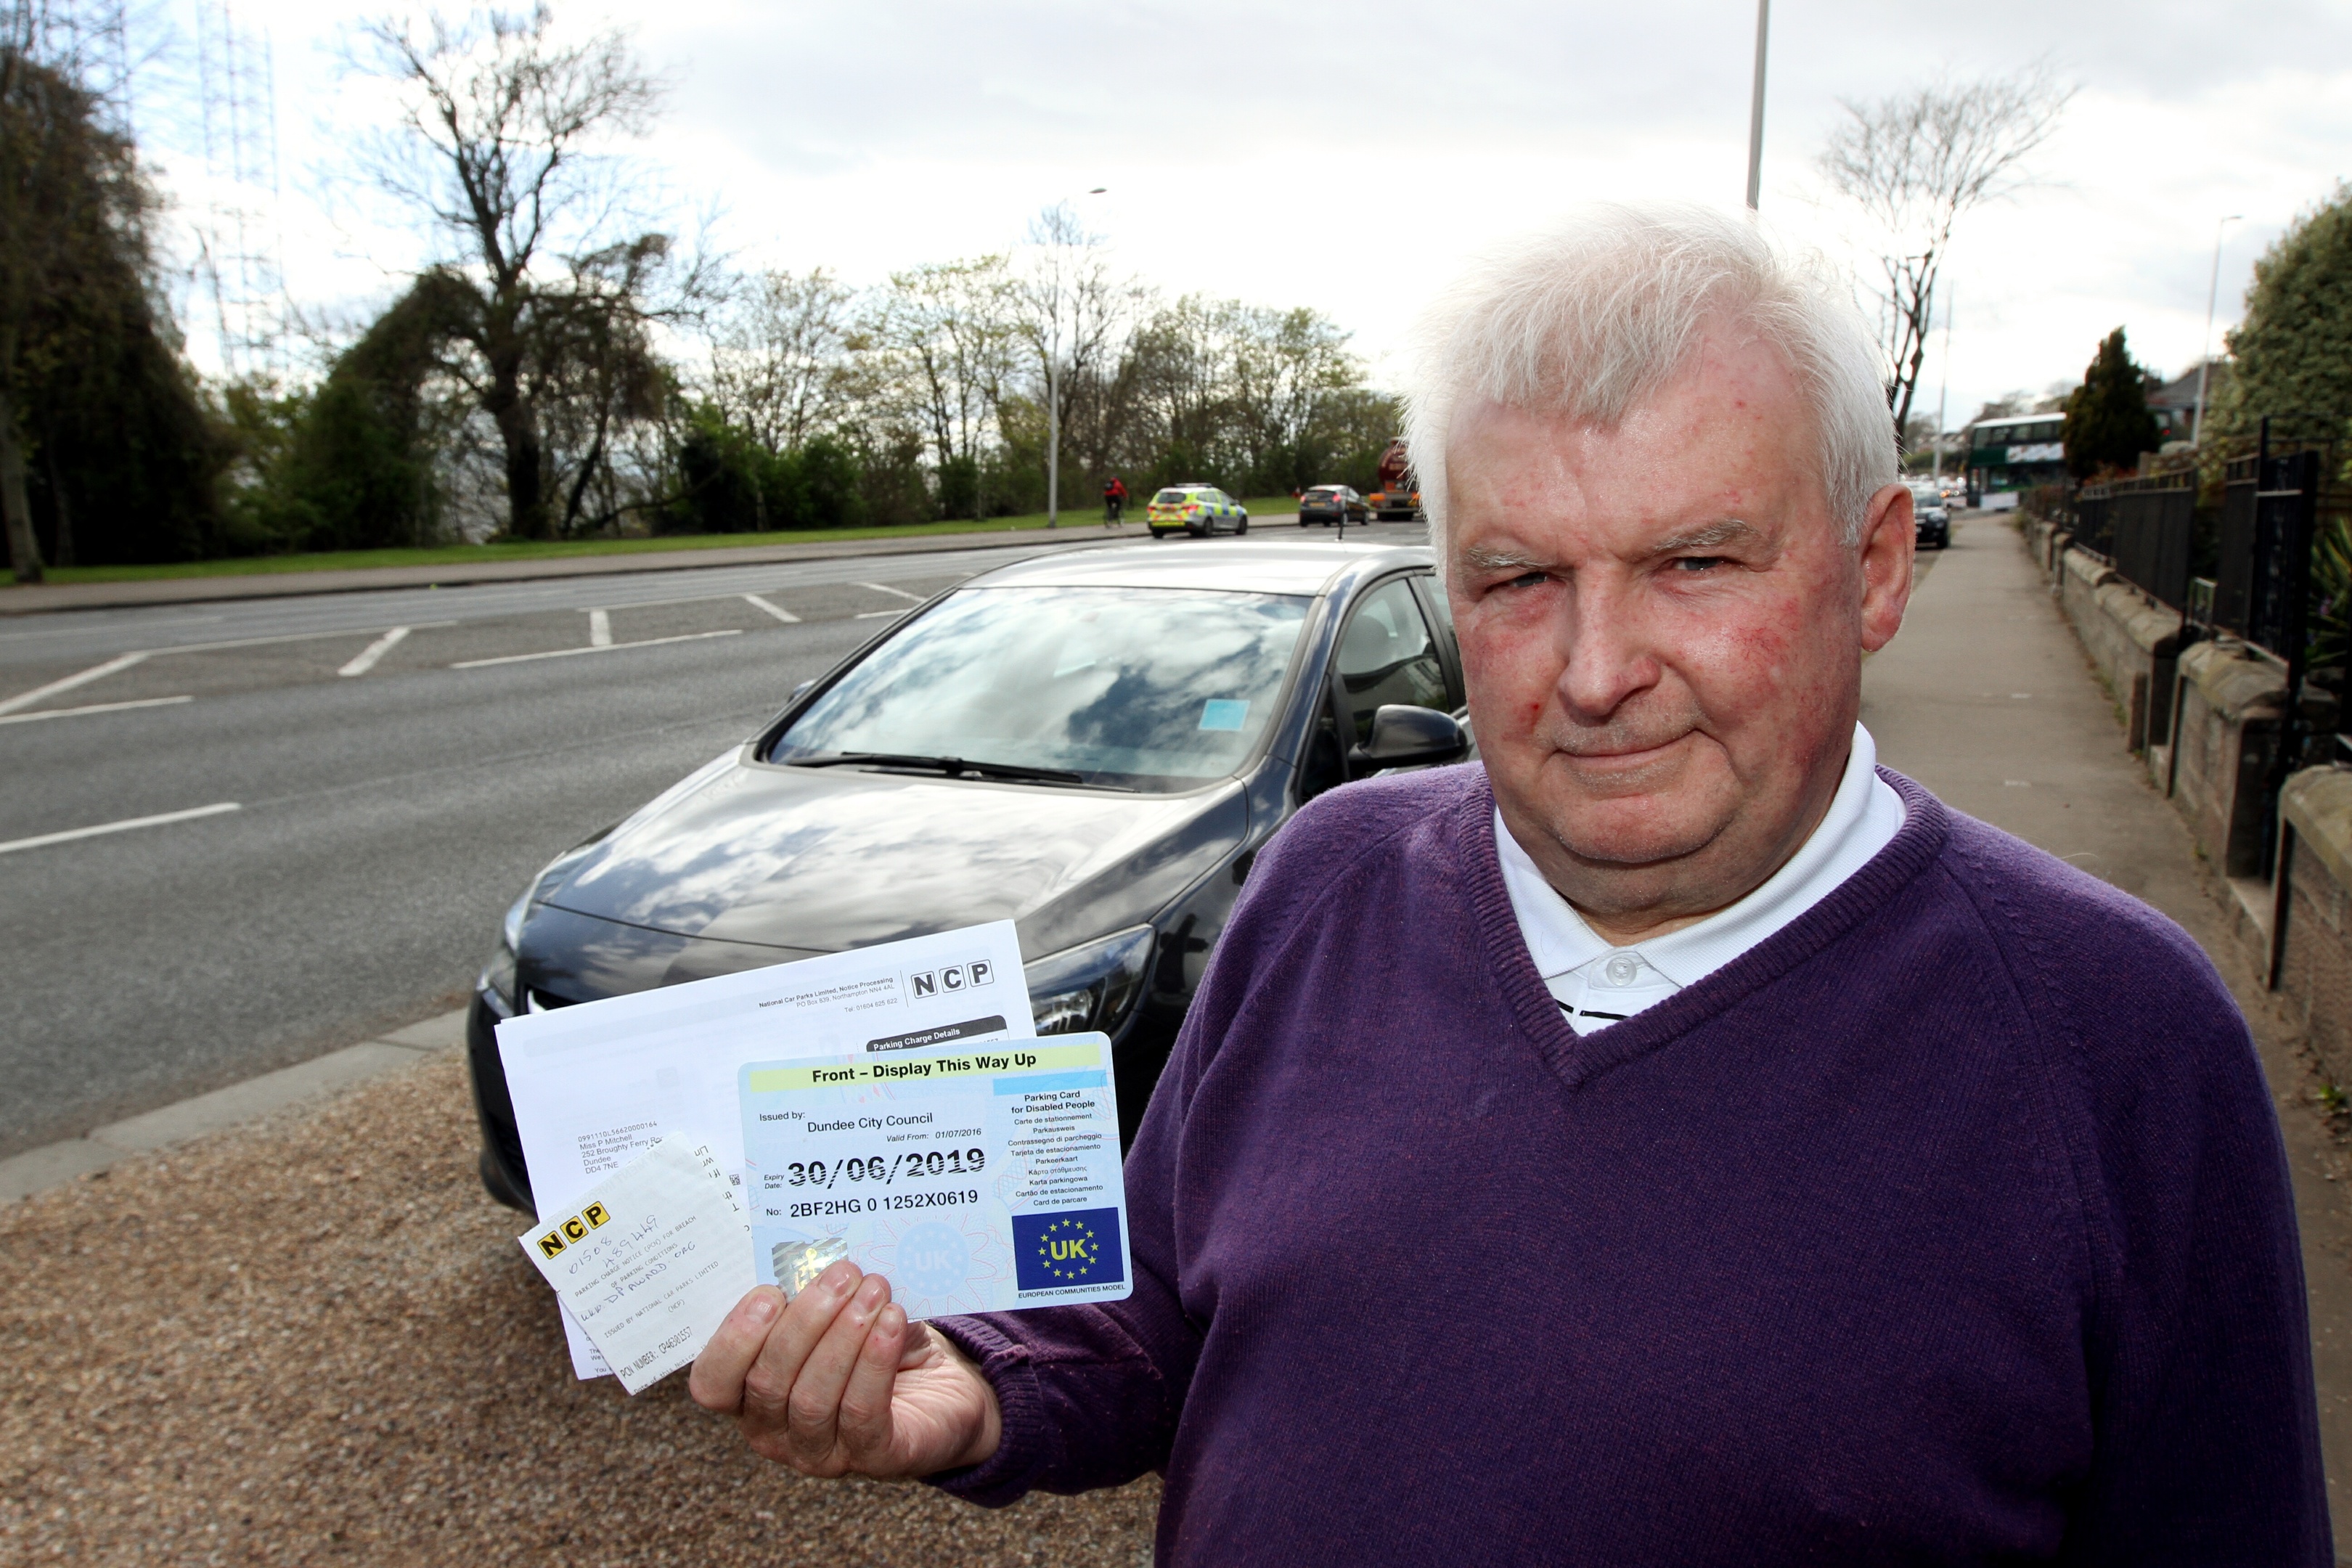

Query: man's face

[1445,326,1912,934]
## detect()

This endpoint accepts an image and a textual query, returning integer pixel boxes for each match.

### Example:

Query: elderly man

[690,207,2329,1564]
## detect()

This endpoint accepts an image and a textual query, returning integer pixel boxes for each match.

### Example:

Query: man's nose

[1554,579,1660,720]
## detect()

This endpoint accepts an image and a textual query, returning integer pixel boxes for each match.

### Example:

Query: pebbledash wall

[2022,516,2352,1090]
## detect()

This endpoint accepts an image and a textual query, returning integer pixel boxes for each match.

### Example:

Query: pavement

[1863,509,2352,1546]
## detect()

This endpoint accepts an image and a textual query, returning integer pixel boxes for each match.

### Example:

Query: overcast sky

[147,0,2352,430]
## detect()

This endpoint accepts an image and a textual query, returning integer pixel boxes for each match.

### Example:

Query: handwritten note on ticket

[517,1135,755,1395]
[738,1032,1132,1320]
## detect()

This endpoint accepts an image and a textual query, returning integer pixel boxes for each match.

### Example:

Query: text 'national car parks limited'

[467,541,1474,1211]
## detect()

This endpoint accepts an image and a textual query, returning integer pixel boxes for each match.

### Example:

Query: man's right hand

[688,1262,1001,1479]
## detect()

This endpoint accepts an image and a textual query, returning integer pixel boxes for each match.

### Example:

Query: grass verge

[6,497,1304,588]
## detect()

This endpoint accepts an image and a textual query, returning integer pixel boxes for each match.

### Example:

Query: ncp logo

[908,959,995,1000]
[534,1201,611,1259]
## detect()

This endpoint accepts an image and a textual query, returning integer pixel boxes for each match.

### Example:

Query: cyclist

[1103,476,1127,526]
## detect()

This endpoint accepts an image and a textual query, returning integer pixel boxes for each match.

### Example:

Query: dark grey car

[467,541,1472,1211]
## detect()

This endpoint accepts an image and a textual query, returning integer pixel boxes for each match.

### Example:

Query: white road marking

[0,695,194,727]
[856,581,926,603]
[450,629,742,669]
[588,608,613,647]
[151,621,457,657]
[742,593,799,623]
[0,650,151,716]
[337,626,411,677]
[0,801,240,857]
[854,610,904,620]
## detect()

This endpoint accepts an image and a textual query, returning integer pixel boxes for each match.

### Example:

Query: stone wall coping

[2093,581,2185,656]
[2181,638,2289,722]
[2063,546,2119,589]
[2283,767,2352,902]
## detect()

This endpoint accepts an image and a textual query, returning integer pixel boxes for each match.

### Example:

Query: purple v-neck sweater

[933,766,2329,1564]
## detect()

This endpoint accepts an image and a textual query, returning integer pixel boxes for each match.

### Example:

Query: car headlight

[481,831,611,1013]
[481,888,530,1013]
[1023,926,1155,1037]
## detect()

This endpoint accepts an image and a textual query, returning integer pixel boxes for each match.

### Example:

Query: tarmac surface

[0,522,1408,1159]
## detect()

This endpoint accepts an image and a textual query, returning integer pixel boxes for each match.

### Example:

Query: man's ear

[1856,484,1915,653]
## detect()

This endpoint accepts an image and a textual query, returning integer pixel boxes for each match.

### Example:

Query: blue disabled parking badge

[736,1033,1132,1318]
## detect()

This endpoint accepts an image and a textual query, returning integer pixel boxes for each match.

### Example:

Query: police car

[1146,484,1249,539]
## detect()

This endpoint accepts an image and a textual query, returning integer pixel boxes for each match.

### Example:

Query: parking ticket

[738,1032,1131,1320]
[515,1135,755,1395]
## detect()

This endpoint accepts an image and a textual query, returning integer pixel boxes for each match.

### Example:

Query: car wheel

[1236,516,1248,535]
[1148,527,1166,540]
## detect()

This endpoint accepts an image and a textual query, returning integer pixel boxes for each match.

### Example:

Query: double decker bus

[1965,414,2067,510]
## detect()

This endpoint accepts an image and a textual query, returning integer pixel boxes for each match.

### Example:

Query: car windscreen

[769,586,1310,791]
[1153,489,1191,505]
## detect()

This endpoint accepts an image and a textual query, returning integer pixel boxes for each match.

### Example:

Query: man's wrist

[929,1324,1005,1471]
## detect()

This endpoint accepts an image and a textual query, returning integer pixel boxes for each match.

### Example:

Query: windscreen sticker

[1199,700,1249,732]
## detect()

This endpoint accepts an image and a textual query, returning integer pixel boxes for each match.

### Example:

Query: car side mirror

[1347,704,1469,778]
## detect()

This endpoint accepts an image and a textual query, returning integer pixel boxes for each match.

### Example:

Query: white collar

[1495,723,1907,989]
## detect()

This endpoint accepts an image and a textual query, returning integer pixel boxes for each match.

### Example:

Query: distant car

[1297,486,1369,526]
[1147,484,1249,539]
[465,541,1477,1211]
[1914,496,1952,550]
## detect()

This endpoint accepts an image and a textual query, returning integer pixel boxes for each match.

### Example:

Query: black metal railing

[2075,474,2196,610]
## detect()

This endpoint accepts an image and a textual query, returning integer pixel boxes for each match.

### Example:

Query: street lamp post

[1931,285,1953,483]
[1042,187,1108,531]
[2192,214,2242,449]
[1744,0,1768,211]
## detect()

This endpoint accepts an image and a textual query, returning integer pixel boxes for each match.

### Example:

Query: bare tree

[1017,203,1133,524]
[709,267,861,452]
[352,4,682,538]
[1818,65,2073,436]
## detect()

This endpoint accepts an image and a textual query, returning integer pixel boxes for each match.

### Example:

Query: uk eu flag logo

[1012,1208,1124,1291]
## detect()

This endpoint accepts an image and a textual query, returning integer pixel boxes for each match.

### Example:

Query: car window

[1153,489,1188,505]
[770,587,1310,791]
[1333,576,1450,743]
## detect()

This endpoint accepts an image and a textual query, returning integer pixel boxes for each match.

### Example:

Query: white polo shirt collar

[1495,723,1907,1033]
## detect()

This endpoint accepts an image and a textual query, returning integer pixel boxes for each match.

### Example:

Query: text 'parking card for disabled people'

[516,1135,755,1395]
[738,1032,1131,1320]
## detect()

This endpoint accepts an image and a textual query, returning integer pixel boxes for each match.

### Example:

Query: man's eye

[1503,571,1547,589]
[1673,557,1726,573]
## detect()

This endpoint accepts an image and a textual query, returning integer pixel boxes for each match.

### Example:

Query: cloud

[163,0,2352,425]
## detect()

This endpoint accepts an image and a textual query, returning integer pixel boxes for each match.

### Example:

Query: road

[0,524,1411,1157]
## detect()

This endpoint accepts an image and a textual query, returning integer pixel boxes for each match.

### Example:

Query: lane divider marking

[588,608,613,648]
[160,620,457,656]
[0,621,466,716]
[742,593,799,623]
[0,801,241,857]
[0,650,152,716]
[450,629,742,669]
[856,581,926,603]
[337,626,411,677]
[0,695,195,727]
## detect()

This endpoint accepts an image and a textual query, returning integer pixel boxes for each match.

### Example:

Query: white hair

[1402,203,1896,562]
